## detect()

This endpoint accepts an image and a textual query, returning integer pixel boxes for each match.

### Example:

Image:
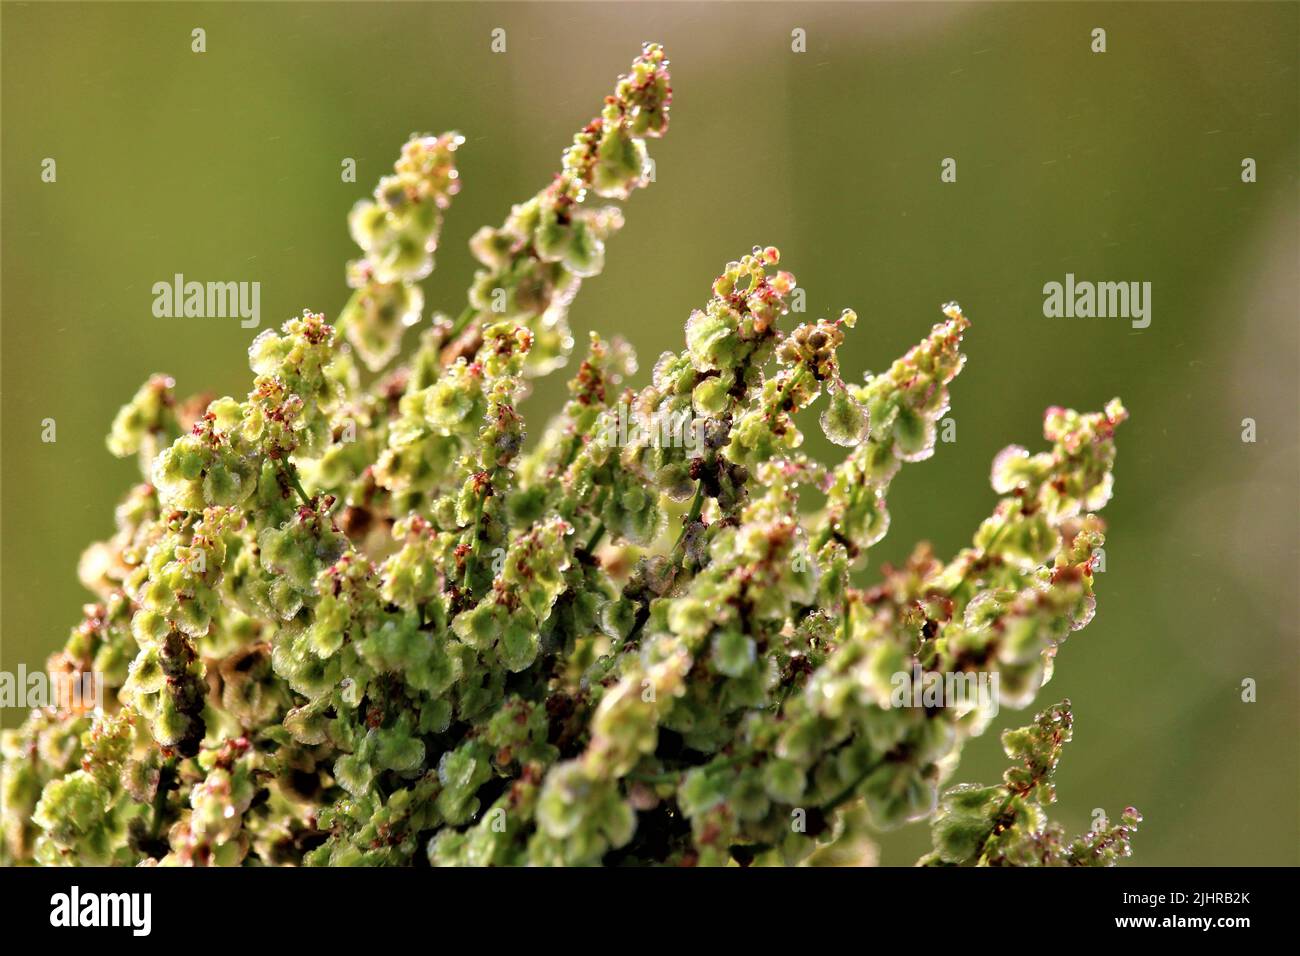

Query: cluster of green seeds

[0,45,1136,867]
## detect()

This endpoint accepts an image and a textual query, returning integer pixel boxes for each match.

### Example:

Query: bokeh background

[2,2,1296,865]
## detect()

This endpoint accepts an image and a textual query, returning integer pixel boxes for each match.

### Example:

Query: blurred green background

[2,2,1296,865]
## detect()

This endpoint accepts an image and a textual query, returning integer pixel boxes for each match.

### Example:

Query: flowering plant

[0,45,1137,867]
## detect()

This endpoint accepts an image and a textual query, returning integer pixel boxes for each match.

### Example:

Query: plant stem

[583,488,610,554]
[461,493,487,593]
[670,485,706,555]
[769,366,805,426]
[954,516,1014,590]
[624,604,651,647]
[622,484,707,648]
[148,759,177,844]
[447,303,477,340]
[974,788,1019,864]
[279,460,312,506]
[628,750,753,785]
[820,759,883,814]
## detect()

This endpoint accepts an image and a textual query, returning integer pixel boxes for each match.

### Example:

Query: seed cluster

[0,46,1136,867]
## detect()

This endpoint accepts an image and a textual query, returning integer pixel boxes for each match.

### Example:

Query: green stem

[982,520,1012,554]
[624,604,651,647]
[769,366,806,426]
[461,493,487,593]
[148,759,177,844]
[772,674,798,715]
[812,458,865,553]
[278,460,312,506]
[670,485,706,555]
[820,758,884,814]
[628,750,753,785]
[583,488,610,553]
[620,485,707,649]
[974,788,1019,864]
[955,516,1014,590]
[447,304,478,340]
